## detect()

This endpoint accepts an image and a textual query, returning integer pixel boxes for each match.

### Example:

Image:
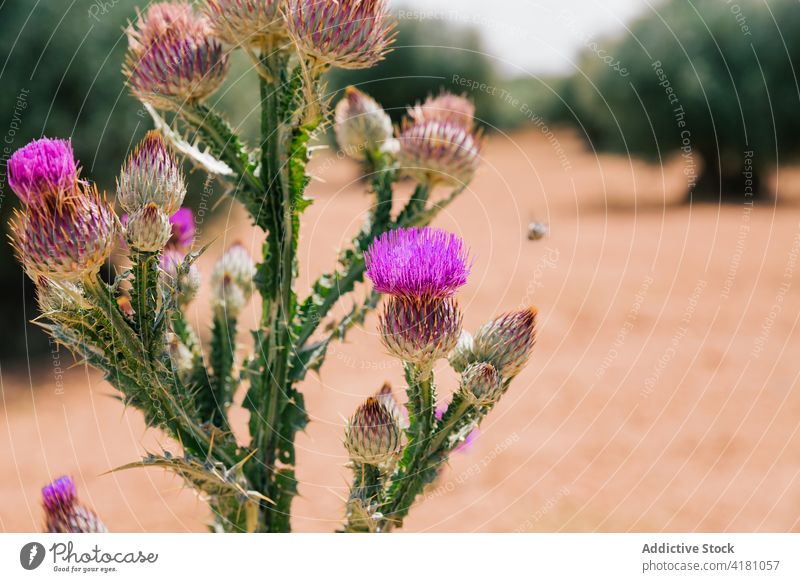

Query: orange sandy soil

[2,129,800,532]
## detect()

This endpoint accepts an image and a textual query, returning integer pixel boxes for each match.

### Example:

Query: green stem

[131,251,160,358]
[209,313,237,428]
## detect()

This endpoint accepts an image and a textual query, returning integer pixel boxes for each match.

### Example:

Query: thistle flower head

[345,397,401,465]
[11,183,118,283]
[374,382,409,430]
[287,0,395,69]
[397,119,482,188]
[167,332,195,382]
[117,131,186,215]
[42,476,107,533]
[35,278,82,314]
[7,138,79,206]
[211,243,256,318]
[125,203,172,252]
[160,249,201,304]
[448,330,476,373]
[460,362,503,406]
[334,86,396,161]
[125,3,229,110]
[408,92,475,130]
[379,296,462,366]
[204,0,286,46]
[168,207,195,251]
[472,307,538,379]
[365,227,471,299]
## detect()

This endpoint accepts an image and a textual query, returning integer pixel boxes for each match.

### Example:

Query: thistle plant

[10,1,537,533]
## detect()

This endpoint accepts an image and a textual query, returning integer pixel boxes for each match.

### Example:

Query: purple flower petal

[365,227,471,299]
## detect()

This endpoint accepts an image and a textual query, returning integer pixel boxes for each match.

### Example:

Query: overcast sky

[394,0,651,75]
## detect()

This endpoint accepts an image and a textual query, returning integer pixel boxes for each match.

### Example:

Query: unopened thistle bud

[374,382,409,430]
[379,296,462,366]
[472,307,538,380]
[365,227,471,300]
[117,131,186,215]
[42,476,107,533]
[449,330,476,373]
[460,362,503,406]
[161,249,201,304]
[334,87,396,161]
[397,120,482,188]
[345,397,401,466]
[7,138,79,206]
[125,2,229,110]
[408,92,475,130]
[11,183,118,283]
[204,0,285,46]
[211,243,256,318]
[125,203,172,252]
[287,0,395,69]
[35,278,84,314]
[167,332,195,381]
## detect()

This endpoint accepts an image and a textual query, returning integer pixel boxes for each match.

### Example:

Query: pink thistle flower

[42,476,107,533]
[168,207,195,251]
[11,182,119,282]
[125,2,229,110]
[204,0,286,46]
[365,227,471,299]
[287,0,395,70]
[7,138,79,206]
[408,92,476,130]
[397,119,483,188]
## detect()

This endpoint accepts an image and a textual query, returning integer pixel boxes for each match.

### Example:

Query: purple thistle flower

[7,138,78,205]
[11,182,119,282]
[365,227,471,299]
[287,0,395,70]
[397,119,483,188]
[41,476,77,513]
[42,476,107,533]
[124,3,229,110]
[168,207,195,251]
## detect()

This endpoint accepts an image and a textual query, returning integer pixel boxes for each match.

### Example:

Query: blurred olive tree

[549,0,800,202]
[0,0,147,362]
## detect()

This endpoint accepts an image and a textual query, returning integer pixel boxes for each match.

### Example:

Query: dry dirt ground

[2,129,800,532]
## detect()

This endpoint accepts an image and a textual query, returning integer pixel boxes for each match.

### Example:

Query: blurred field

[2,128,800,532]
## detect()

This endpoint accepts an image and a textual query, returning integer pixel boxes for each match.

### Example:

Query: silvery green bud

[161,249,201,305]
[460,362,503,406]
[125,203,172,252]
[472,307,538,379]
[210,243,256,318]
[167,332,194,383]
[448,330,476,373]
[345,397,401,466]
[334,87,396,161]
[117,131,186,214]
